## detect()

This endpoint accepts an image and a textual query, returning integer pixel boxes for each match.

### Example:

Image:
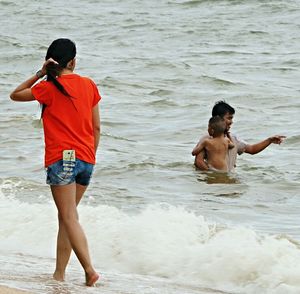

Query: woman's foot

[53,271,65,282]
[85,272,99,286]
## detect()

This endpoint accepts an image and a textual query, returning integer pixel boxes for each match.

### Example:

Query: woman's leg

[53,184,88,281]
[51,183,98,286]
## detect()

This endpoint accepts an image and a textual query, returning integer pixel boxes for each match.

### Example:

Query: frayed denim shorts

[46,159,94,186]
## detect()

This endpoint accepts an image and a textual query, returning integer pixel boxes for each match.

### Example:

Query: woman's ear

[67,58,76,70]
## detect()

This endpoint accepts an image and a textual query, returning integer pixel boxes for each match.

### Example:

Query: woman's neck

[60,68,74,75]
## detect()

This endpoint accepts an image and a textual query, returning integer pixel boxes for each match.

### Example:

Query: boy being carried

[192,116,234,172]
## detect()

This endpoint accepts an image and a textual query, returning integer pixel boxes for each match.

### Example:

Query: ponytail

[41,38,77,118]
[41,62,72,119]
[46,62,70,97]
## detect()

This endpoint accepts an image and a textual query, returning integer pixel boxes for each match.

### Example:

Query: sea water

[0,0,300,293]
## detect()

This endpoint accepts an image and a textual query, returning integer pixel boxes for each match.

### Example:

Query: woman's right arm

[10,75,39,101]
[10,58,56,102]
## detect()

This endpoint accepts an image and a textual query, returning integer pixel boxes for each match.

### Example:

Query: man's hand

[269,135,286,144]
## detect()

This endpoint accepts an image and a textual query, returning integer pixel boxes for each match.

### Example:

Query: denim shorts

[46,159,94,186]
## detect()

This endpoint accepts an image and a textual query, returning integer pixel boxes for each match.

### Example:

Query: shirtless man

[192,116,234,171]
[192,101,286,172]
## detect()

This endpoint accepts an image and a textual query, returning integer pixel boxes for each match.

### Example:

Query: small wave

[121,22,151,30]
[250,30,268,35]
[174,0,209,7]
[0,35,27,49]
[145,61,178,70]
[163,161,191,168]
[207,50,252,56]
[271,67,296,72]
[0,1,16,6]
[102,132,136,142]
[101,76,148,90]
[201,75,242,86]
[284,135,300,145]
[148,89,173,97]
[127,162,156,170]
[121,160,192,171]
[282,59,300,67]
[0,177,48,204]
[146,98,177,107]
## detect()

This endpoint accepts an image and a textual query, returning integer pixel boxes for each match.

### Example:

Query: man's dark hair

[212,100,235,118]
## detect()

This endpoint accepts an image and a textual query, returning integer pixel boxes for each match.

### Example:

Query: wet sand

[0,285,32,294]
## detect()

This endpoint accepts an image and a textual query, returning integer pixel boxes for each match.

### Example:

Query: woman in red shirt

[10,38,100,286]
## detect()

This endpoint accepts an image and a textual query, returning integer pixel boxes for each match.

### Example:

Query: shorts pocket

[46,160,75,185]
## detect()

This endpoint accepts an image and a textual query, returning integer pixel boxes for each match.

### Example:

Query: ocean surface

[1,0,300,293]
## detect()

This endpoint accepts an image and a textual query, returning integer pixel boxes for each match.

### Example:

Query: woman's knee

[58,209,78,225]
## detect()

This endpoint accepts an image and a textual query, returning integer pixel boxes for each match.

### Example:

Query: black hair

[41,38,76,117]
[208,116,226,135]
[212,100,235,118]
[45,38,76,96]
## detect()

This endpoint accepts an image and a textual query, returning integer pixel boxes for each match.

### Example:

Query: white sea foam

[1,186,300,293]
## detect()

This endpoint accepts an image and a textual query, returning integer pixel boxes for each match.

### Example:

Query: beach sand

[0,285,32,294]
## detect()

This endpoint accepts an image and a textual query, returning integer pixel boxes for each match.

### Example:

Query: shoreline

[0,285,32,294]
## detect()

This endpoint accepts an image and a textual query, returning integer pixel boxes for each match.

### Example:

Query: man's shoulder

[229,133,248,154]
[230,133,247,144]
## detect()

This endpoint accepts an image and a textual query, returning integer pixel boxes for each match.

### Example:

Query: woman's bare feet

[85,272,99,286]
[53,271,65,282]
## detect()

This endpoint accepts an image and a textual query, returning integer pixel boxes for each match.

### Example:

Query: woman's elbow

[10,92,24,101]
[10,92,17,101]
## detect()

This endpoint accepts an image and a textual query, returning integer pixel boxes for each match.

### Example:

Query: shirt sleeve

[91,80,101,106]
[233,134,248,155]
[31,81,52,105]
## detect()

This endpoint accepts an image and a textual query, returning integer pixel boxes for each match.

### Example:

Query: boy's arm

[244,135,286,154]
[192,140,209,171]
[192,140,206,156]
[194,151,209,171]
[192,133,210,155]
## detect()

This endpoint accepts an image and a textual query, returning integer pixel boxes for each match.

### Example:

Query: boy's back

[192,116,234,172]
[202,135,232,171]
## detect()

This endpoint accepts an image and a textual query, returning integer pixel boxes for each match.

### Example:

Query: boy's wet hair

[209,116,226,135]
[212,100,235,118]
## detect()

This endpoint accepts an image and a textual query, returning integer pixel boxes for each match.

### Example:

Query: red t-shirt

[31,74,101,167]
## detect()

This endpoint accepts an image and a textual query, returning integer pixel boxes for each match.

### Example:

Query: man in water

[192,101,286,172]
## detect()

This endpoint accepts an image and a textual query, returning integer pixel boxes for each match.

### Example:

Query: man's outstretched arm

[244,135,286,155]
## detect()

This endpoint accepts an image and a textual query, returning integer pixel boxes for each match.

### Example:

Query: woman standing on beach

[10,38,100,286]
